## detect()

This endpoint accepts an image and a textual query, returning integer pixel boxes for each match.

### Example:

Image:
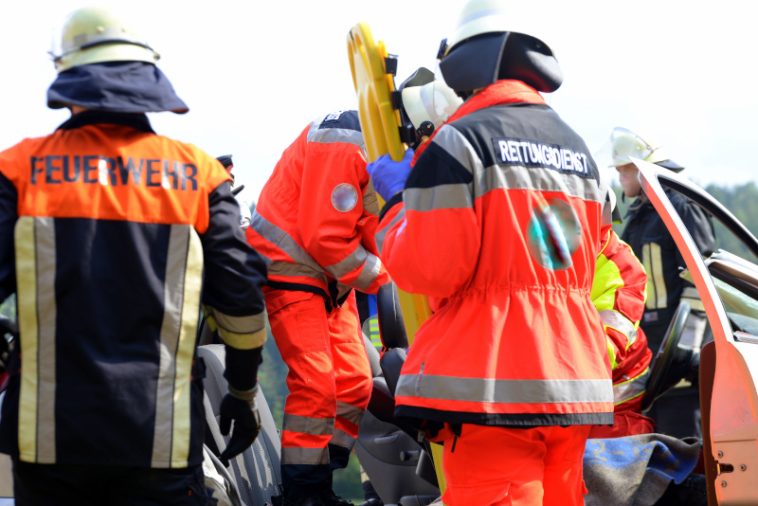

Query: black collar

[57,111,155,133]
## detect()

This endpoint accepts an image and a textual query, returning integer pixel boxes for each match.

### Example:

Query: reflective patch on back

[331,183,359,213]
[526,197,582,270]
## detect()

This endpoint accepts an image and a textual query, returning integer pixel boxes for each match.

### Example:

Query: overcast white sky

[1,1,756,205]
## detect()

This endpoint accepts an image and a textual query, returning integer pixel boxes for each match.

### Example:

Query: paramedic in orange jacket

[246,110,389,505]
[590,226,654,438]
[367,3,614,505]
[0,7,267,505]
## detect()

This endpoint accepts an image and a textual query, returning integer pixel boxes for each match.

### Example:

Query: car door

[634,158,758,505]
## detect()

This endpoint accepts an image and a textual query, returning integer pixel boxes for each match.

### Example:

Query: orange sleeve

[297,141,388,294]
[377,127,480,298]
[592,229,648,366]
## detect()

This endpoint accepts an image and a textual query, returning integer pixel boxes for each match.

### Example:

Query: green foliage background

[258,331,364,503]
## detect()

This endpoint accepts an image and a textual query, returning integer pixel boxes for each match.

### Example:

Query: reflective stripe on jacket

[246,110,389,308]
[379,81,614,426]
[591,229,652,408]
[0,112,268,468]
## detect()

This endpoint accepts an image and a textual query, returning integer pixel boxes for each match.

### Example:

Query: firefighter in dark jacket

[610,127,716,351]
[0,7,267,504]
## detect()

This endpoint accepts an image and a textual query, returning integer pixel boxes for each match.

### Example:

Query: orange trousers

[441,424,590,506]
[264,288,372,487]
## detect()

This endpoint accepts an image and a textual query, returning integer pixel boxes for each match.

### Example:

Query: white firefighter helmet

[50,6,159,73]
[401,76,462,132]
[441,0,552,57]
[610,127,684,172]
[438,0,562,94]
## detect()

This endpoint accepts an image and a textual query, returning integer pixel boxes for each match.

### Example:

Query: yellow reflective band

[643,244,656,309]
[171,228,203,468]
[15,218,38,462]
[208,309,266,336]
[218,327,267,350]
[649,243,667,309]
[607,338,618,371]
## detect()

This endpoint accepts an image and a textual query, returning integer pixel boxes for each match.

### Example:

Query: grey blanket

[584,434,701,506]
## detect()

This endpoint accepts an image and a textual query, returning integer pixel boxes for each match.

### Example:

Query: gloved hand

[218,386,261,464]
[366,149,414,202]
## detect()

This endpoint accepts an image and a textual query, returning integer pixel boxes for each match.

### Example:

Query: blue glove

[366,149,414,202]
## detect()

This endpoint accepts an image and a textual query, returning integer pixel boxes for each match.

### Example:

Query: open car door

[635,158,758,505]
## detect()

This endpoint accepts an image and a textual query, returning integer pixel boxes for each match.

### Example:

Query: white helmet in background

[610,127,683,172]
[438,0,562,95]
[397,67,462,148]
[401,74,462,132]
[50,6,159,73]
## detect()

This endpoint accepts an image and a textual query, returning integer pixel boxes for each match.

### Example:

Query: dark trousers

[13,461,208,506]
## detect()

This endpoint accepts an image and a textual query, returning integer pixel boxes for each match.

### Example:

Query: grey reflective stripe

[376,207,405,255]
[267,261,327,282]
[326,246,367,279]
[152,225,190,467]
[282,446,329,465]
[473,164,603,204]
[208,308,266,335]
[35,218,57,464]
[614,368,650,405]
[432,125,482,176]
[307,121,365,147]
[250,212,323,273]
[283,414,334,436]
[336,401,363,426]
[396,374,613,404]
[599,310,638,346]
[354,254,382,290]
[404,184,473,212]
[330,428,356,450]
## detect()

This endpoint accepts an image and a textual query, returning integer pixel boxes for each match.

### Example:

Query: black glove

[218,386,261,464]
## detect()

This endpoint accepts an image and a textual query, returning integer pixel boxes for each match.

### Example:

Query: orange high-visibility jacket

[378,81,614,426]
[592,229,652,412]
[247,111,389,309]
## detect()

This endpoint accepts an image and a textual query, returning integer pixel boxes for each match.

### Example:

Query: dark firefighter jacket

[620,190,715,350]
[0,111,267,468]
